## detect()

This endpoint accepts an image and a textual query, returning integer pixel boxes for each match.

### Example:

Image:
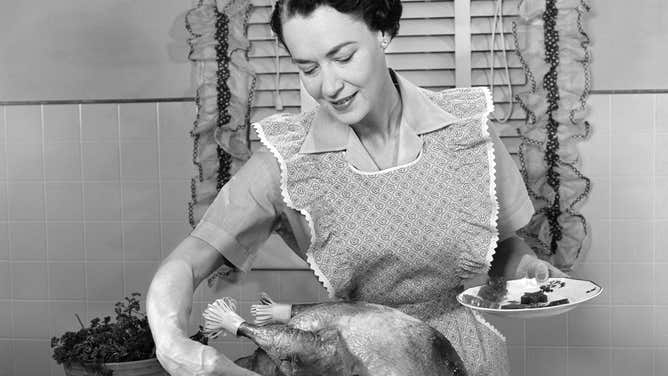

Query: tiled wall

[484,93,668,376]
[0,101,326,376]
[1,93,667,375]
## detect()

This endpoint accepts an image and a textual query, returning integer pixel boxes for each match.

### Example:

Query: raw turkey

[203,295,467,376]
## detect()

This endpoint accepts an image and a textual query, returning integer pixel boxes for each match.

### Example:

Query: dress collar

[299,70,458,154]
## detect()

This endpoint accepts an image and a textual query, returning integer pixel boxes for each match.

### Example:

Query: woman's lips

[330,91,358,110]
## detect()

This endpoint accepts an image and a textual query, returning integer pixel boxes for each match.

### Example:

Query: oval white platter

[457,277,603,319]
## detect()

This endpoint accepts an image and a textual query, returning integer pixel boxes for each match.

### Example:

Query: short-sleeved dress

[191,71,533,375]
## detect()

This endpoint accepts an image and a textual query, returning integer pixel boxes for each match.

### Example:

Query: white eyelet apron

[255,87,509,376]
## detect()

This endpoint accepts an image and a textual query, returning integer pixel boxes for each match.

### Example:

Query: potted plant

[51,293,207,376]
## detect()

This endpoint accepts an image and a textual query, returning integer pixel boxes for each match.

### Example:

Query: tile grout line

[608,94,613,376]
[156,103,164,264]
[3,106,16,371]
[118,104,126,297]
[40,105,54,376]
[79,104,89,323]
[652,93,657,376]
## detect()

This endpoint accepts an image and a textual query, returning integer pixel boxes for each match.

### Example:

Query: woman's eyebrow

[291,41,357,64]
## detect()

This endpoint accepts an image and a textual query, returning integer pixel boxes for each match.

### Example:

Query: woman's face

[281,6,389,125]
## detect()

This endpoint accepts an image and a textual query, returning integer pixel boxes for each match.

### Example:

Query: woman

[147,1,566,375]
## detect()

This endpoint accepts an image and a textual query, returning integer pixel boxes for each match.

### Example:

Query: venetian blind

[246,0,457,146]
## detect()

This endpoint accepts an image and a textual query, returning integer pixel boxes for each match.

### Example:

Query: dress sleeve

[190,146,284,272]
[490,126,535,241]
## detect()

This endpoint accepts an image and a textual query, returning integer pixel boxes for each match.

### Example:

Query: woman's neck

[351,72,402,145]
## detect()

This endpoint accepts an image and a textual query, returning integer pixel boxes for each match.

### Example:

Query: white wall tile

[12,340,52,375]
[0,223,6,260]
[239,270,281,302]
[5,106,41,144]
[12,301,49,339]
[83,182,121,220]
[81,104,118,141]
[567,306,611,346]
[655,176,668,218]
[86,262,124,300]
[611,176,652,219]
[507,345,524,376]
[654,221,668,262]
[11,262,48,299]
[160,181,191,220]
[159,102,195,141]
[611,132,652,175]
[44,105,80,142]
[0,262,9,298]
[85,222,122,261]
[160,140,193,179]
[0,301,10,338]
[611,94,653,134]
[7,182,45,221]
[278,270,326,302]
[582,219,610,262]
[6,142,43,180]
[122,182,160,220]
[82,142,120,180]
[0,340,11,376]
[0,143,7,180]
[9,222,46,261]
[525,347,566,376]
[580,177,610,219]
[48,222,84,261]
[124,222,162,261]
[125,262,159,297]
[611,263,653,305]
[579,123,610,177]
[119,103,157,140]
[612,349,653,376]
[567,347,611,376]
[44,142,82,180]
[161,221,191,257]
[655,348,668,376]
[656,94,668,133]
[611,220,653,262]
[49,262,86,299]
[0,182,7,221]
[654,134,668,175]
[654,306,668,346]
[654,264,668,305]
[49,301,86,338]
[612,306,654,346]
[121,141,159,179]
[46,182,83,221]
[525,314,567,346]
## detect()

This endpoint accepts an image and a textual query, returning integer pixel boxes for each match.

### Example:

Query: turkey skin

[229,301,467,376]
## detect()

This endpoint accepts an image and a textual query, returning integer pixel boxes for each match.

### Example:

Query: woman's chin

[325,105,367,126]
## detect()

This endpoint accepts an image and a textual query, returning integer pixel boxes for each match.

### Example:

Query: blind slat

[470,0,520,17]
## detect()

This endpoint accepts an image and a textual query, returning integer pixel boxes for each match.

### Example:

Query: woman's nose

[321,68,344,99]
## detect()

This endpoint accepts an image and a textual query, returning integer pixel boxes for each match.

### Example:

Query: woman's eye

[301,66,318,75]
[336,54,354,63]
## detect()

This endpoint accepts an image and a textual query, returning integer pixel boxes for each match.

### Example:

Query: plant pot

[63,358,168,376]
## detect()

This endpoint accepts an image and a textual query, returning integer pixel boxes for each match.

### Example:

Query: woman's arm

[490,234,568,281]
[146,236,260,376]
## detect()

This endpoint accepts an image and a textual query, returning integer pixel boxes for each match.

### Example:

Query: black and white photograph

[1,0,666,375]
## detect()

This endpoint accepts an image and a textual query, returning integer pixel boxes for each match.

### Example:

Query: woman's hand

[491,234,569,282]
[514,253,569,283]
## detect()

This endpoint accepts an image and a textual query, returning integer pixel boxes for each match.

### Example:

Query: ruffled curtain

[186,0,256,227]
[512,0,592,271]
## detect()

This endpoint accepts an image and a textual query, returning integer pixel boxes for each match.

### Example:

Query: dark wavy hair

[270,0,402,49]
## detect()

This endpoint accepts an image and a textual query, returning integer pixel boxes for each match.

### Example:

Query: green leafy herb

[51,293,207,375]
